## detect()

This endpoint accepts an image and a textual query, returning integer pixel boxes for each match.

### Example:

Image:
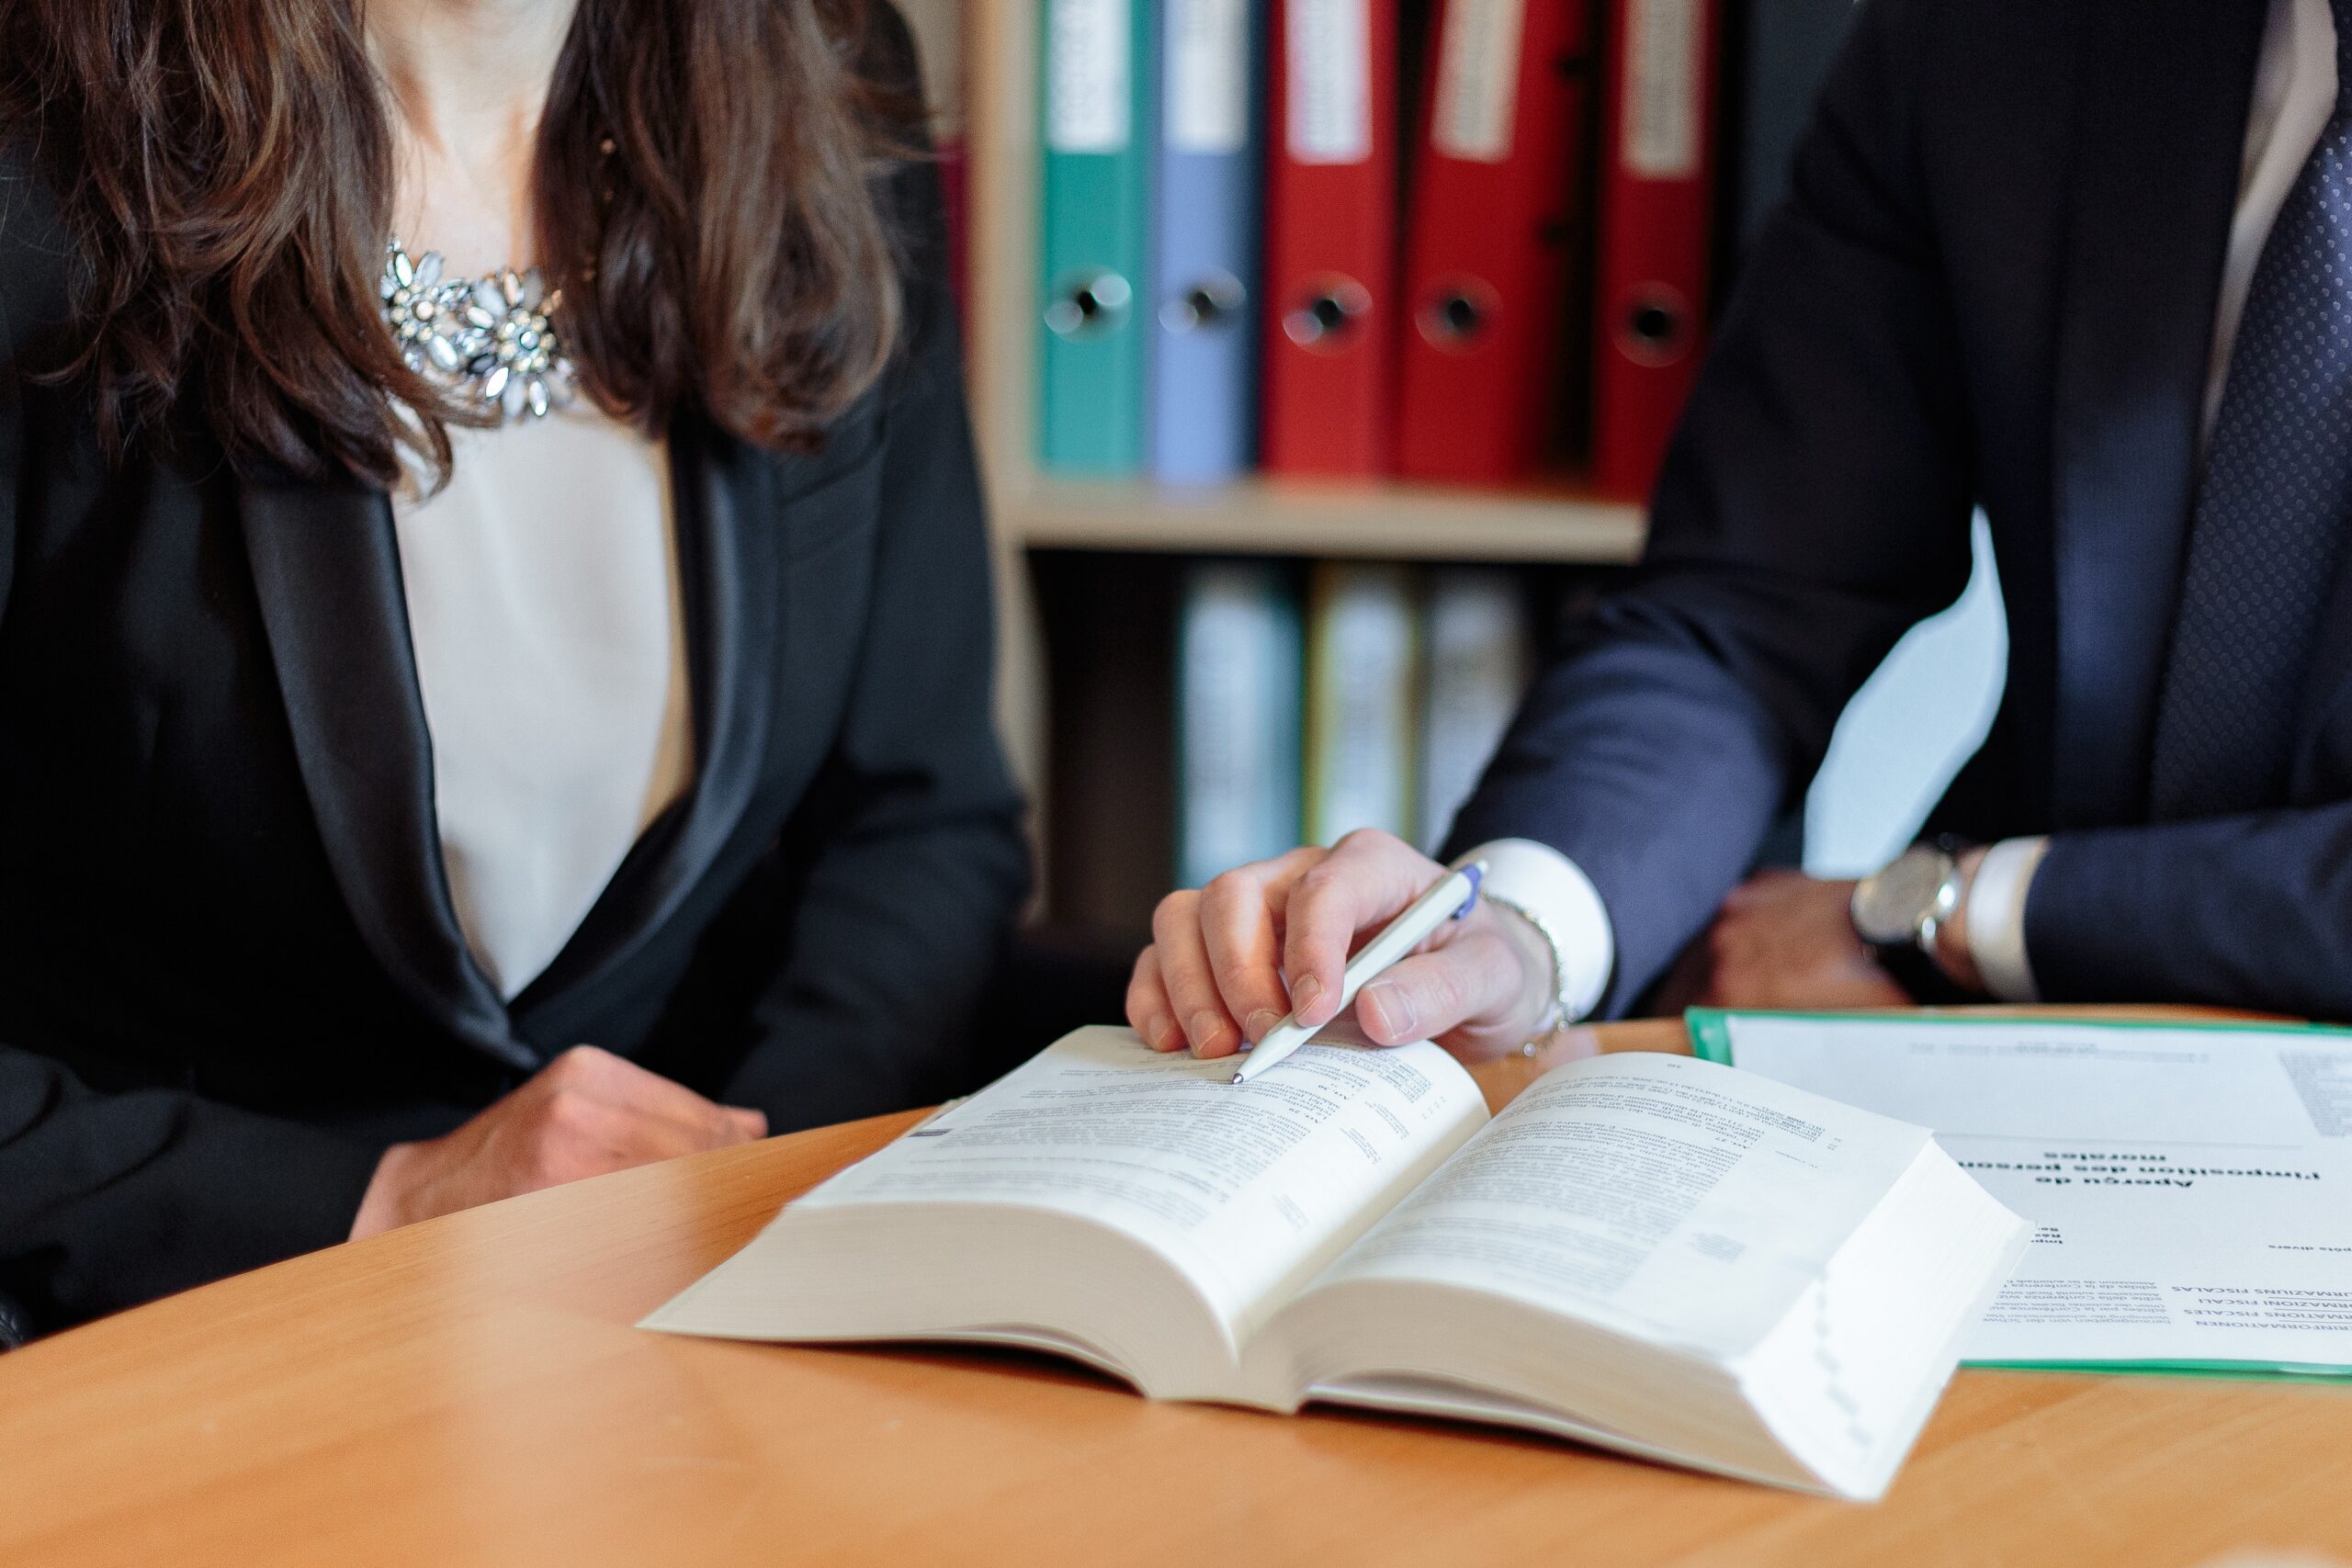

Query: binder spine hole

[1283,277,1374,351]
[1618,287,1694,367]
[1046,270,1134,339]
[1417,280,1499,352]
[1161,271,1249,334]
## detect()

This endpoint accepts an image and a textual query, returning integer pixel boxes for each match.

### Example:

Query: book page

[798,1027,1488,1337]
[1713,1012,2352,1370]
[1301,1053,1929,1359]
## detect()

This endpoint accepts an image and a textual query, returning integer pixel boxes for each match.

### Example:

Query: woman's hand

[349,1046,767,1239]
[1125,829,1559,1064]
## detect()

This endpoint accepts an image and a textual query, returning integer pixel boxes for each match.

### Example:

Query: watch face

[1852,846,1954,947]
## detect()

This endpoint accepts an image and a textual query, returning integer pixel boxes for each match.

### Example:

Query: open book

[645,1029,2026,1500]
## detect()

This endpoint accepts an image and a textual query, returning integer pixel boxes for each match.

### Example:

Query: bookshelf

[960,0,1650,928]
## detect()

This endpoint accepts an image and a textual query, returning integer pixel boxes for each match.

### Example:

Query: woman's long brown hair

[0,0,907,486]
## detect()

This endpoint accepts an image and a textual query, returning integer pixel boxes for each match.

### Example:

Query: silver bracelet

[1483,891,1574,1059]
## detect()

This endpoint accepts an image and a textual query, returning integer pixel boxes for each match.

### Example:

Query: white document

[1711,1013,2352,1371]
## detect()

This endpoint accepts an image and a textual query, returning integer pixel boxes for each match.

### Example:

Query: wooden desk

[5,1018,2349,1567]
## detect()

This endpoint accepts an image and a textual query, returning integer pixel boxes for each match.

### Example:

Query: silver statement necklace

[379,237,576,423]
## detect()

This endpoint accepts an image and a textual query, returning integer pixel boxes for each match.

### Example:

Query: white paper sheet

[1712,1013,2352,1371]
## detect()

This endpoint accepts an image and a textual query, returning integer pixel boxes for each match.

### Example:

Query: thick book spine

[1039,0,1158,475]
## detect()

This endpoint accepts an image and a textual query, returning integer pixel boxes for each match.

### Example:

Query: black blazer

[1451,0,2352,1018]
[0,14,1028,1334]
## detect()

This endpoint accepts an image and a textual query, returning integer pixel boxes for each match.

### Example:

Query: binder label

[1285,0,1372,164]
[1048,0,1131,152]
[1169,0,1250,154]
[1622,0,1703,178]
[1432,0,1523,162]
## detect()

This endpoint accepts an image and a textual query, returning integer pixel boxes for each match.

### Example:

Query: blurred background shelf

[940,0,2005,948]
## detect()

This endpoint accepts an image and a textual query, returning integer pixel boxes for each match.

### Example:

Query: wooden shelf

[1001,477,1646,563]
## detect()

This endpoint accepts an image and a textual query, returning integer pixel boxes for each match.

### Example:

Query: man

[1129,0,2352,1063]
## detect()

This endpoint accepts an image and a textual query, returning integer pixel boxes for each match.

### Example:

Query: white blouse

[391,404,695,999]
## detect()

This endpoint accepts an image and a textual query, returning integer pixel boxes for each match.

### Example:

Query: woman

[0,0,1026,1338]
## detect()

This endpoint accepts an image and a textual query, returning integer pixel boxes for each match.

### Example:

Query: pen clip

[1453,862,1485,919]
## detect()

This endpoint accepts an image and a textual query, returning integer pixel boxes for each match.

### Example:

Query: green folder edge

[1683,1006,2352,1384]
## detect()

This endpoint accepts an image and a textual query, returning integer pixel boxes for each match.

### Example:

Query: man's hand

[1125,829,1559,1064]
[1663,868,1911,1010]
[349,1046,767,1239]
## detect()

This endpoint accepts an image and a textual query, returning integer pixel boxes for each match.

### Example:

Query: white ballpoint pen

[1229,861,1487,1085]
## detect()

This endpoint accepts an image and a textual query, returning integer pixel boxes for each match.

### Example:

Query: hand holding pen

[1125,829,1566,1069]
[1228,859,1486,1082]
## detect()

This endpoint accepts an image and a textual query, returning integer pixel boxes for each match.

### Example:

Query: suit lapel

[2046,0,2268,828]
[238,468,530,1068]
[510,413,789,1009]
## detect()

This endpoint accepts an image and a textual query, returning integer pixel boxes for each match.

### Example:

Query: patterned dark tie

[2147,19,2352,821]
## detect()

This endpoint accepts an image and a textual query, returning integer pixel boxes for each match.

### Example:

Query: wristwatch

[1849,841,1965,963]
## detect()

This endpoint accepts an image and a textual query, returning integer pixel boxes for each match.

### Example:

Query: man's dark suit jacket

[0,12,1028,1336]
[1451,0,2352,1020]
